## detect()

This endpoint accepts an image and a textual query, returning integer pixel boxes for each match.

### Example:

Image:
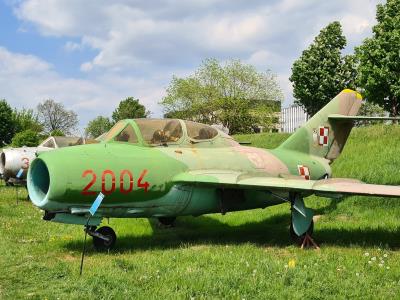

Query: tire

[158,217,176,226]
[93,226,116,251]
[290,220,314,245]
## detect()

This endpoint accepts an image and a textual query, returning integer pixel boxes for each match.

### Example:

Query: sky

[0,0,384,130]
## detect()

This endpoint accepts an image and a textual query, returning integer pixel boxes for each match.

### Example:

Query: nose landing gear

[86,226,116,251]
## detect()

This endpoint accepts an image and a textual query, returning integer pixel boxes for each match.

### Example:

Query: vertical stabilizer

[278,89,362,162]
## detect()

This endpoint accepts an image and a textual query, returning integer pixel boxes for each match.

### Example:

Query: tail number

[81,169,150,195]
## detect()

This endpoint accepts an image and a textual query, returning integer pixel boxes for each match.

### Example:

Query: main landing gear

[289,193,319,249]
[86,226,116,251]
[290,219,314,245]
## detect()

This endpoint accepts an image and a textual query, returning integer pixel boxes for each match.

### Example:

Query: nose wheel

[87,226,117,251]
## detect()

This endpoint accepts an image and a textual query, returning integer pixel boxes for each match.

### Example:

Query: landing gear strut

[290,219,314,245]
[289,193,319,249]
[86,226,117,251]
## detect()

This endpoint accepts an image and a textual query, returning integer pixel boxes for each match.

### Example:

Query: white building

[280,105,309,133]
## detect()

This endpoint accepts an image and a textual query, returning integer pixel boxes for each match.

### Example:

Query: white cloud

[64,41,83,52]
[246,50,271,67]
[6,0,385,116]
[0,47,165,129]
[0,46,51,75]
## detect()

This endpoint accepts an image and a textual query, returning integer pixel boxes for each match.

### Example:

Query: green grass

[1,125,400,299]
[234,131,291,149]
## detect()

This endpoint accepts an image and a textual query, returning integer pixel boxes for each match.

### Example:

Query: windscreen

[114,124,138,143]
[41,138,56,148]
[54,137,83,147]
[103,121,127,141]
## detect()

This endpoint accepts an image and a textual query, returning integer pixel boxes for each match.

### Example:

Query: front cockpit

[103,119,236,147]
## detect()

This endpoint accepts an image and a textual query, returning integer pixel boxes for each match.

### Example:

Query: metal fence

[280,105,309,133]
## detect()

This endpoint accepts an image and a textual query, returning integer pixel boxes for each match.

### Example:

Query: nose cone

[27,144,102,210]
[27,148,77,210]
[0,148,37,179]
[27,158,50,207]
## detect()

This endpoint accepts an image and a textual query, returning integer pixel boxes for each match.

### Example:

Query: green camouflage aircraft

[27,89,400,250]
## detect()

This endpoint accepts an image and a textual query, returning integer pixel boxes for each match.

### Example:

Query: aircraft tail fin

[278,89,362,162]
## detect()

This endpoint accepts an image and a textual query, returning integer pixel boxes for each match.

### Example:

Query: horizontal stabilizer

[173,170,400,198]
[328,114,400,121]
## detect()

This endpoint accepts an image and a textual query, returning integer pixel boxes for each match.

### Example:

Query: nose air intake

[0,152,5,175]
[28,158,50,207]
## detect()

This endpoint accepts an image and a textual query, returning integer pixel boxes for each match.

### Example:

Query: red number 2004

[81,169,149,195]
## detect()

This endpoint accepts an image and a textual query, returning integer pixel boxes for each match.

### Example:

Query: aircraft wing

[173,170,400,198]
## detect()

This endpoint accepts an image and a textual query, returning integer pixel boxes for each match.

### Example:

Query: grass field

[1,125,400,299]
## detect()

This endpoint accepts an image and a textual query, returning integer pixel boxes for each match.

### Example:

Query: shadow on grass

[63,211,400,253]
[64,213,293,253]
[315,227,400,249]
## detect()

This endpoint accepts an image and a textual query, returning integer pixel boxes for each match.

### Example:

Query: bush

[50,129,65,136]
[11,130,40,147]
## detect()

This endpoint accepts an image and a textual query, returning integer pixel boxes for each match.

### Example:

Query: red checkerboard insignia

[297,165,310,180]
[318,126,329,146]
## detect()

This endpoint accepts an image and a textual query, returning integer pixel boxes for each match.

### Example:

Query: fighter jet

[1,136,97,185]
[27,89,400,250]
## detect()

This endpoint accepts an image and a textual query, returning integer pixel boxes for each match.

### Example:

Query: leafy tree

[112,97,148,123]
[356,0,400,117]
[11,129,40,147]
[13,108,42,133]
[0,99,16,146]
[37,99,78,135]
[355,101,387,127]
[161,58,282,134]
[290,21,356,116]
[85,116,112,138]
[50,129,65,136]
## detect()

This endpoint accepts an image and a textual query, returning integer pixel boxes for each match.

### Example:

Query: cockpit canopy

[39,136,96,148]
[103,119,228,147]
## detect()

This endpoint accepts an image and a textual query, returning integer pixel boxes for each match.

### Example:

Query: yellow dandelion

[288,259,296,268]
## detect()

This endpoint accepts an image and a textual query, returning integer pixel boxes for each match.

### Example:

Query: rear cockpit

[103,119,237,147]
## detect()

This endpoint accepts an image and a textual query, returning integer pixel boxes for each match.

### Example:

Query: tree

[37,99,78,135]
[50,129,65,136]
[0,99,16,146]
[355,101,386,127]
[85,116,112,138]
[112,97,148,123]
[13,108,43,133]
[356,0,400,117]
[161,59,282,134]
[290,21,356,116]
[11,129,40,147]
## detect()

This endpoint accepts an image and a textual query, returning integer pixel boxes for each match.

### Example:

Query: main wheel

[158,217,176,226]
[290,220,314,245]
[93,226,116,251]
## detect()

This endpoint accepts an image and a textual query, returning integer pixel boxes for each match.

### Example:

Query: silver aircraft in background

[0,136,99,185]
